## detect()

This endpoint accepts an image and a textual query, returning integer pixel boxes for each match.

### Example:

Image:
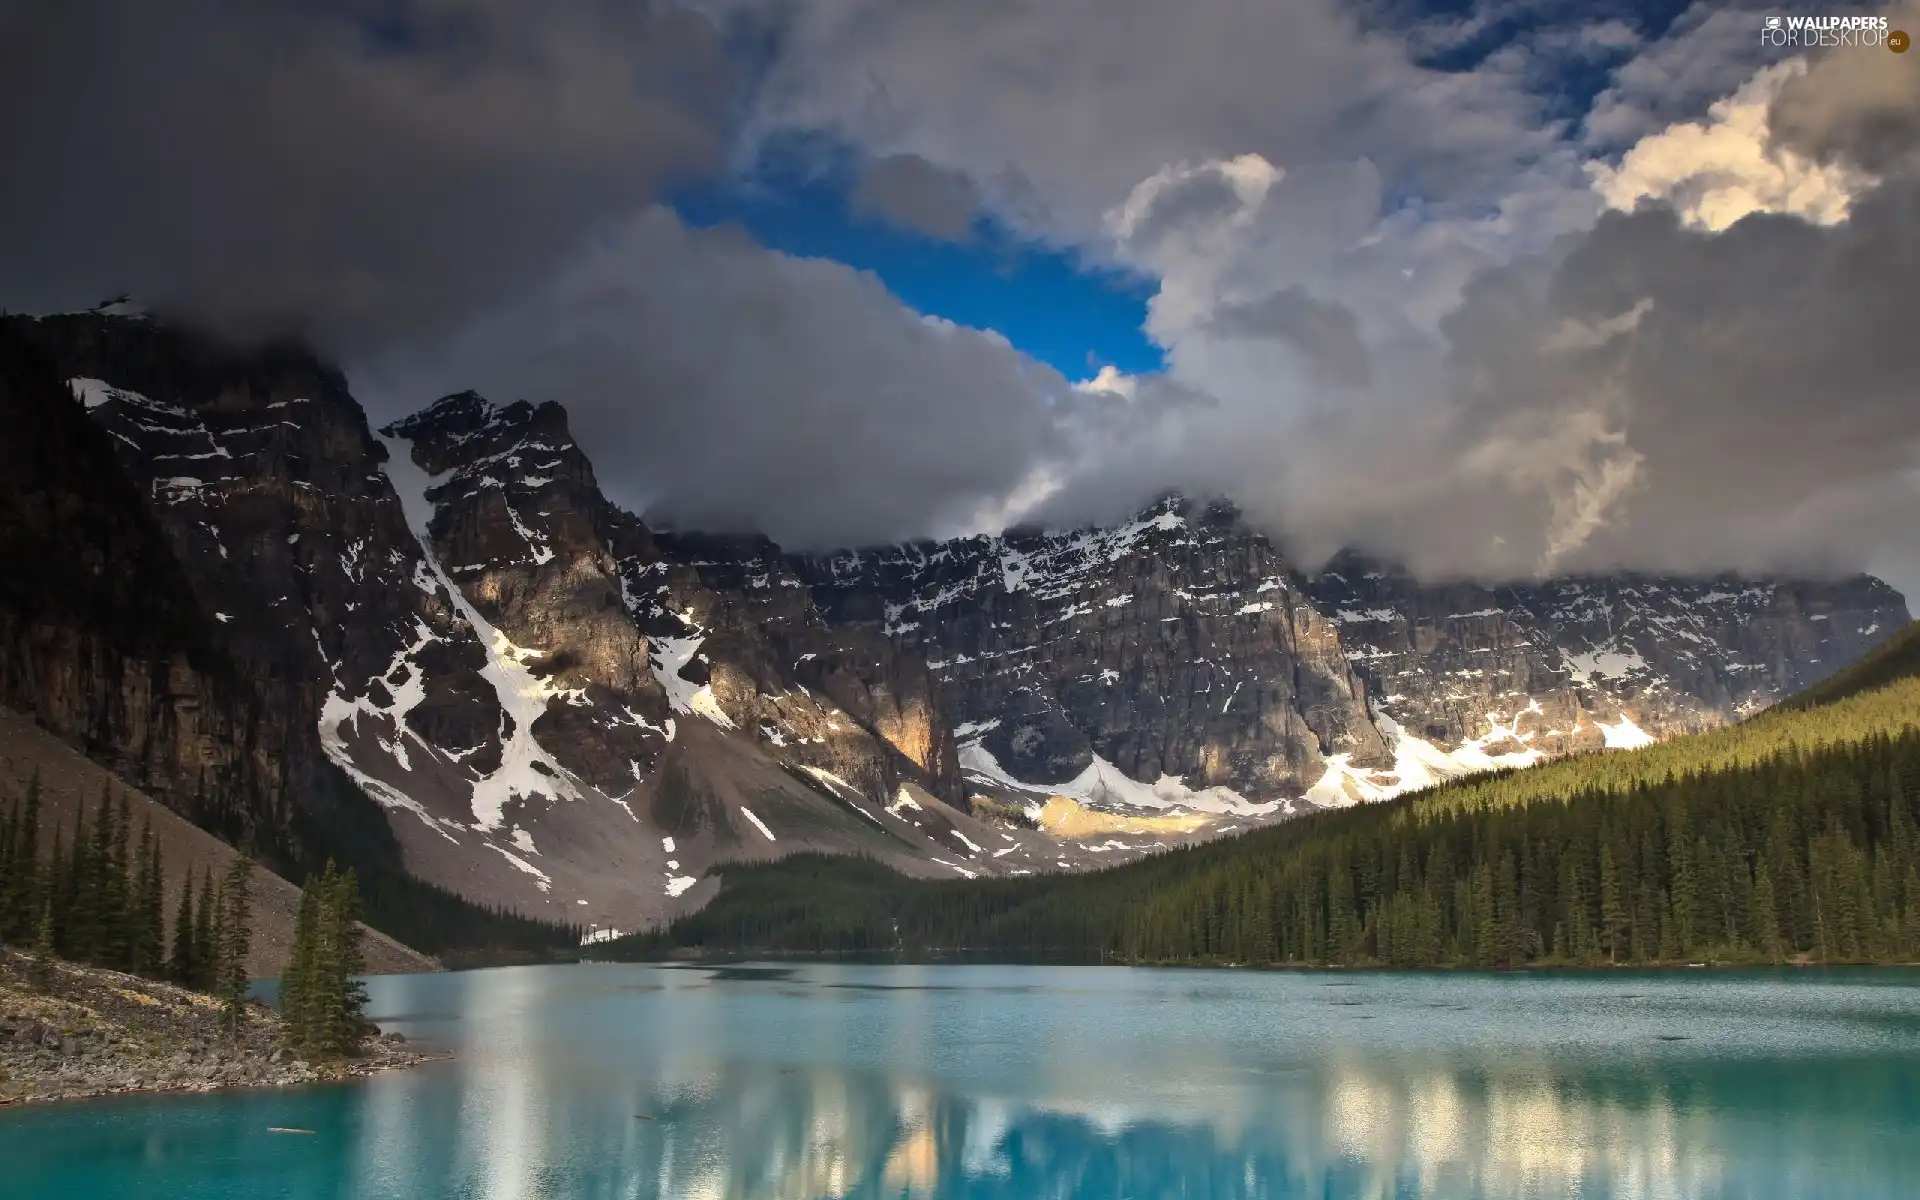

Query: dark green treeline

[611,672,1920,968]
[279,863,371,1057]
[1111,729,1920,966]
[0,774,256,996]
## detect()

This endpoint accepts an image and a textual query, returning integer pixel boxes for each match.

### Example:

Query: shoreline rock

[0,949,444,1108]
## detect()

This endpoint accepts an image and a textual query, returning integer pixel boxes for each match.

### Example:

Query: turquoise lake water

[3,964,1918,1198]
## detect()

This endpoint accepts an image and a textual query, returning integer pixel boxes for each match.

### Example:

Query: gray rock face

[0,313,422,861]
[798,499,1388,802]
[3,314,1909,931]
[381,394,966,817]
[800,497,1909,805]
[3,318,1122,928]
[1303,555,1907,758]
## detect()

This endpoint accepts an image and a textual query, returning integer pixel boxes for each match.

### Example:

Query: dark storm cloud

[0,0,733,351]
[1769,0,1920,175]
[4,0,1913,599]
[1218,183,1920,583]
[1204,288,1373,387]
[851,154,981,241]
[359,210,1073,549]
[1504,185,1920,577]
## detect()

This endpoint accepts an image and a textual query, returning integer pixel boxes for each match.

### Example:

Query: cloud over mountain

[2,0,1914,596]
[0,0,732,349]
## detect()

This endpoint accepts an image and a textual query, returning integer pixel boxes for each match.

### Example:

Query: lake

[3,964,1918,1198]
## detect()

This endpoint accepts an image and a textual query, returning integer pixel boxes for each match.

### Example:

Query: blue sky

[666,0,1707,385]
[669,170,1164,381]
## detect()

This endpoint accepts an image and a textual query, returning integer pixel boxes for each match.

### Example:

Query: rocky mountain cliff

[0,314,1907,934]
[0,316,370,863]
[797,502,1904,811]
[1,321,1126,935]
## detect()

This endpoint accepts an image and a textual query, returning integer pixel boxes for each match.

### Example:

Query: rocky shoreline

[0,949,444,1107]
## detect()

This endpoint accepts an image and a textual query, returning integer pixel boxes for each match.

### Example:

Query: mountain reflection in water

[4,963,1917,1199]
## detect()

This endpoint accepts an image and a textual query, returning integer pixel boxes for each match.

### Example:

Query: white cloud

[1588,61,1875,230]
[324,3,1920,599]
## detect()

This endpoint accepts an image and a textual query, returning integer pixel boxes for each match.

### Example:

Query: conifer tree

[1902,864,1920,959]
[64,803,92,961]
[1493,851,1520,967]
[29,900,56,992]
[281,863,371,1056]
[99,792,131,969]
[170,874,198,984]
[43,828,63,949]
[0,785,34,944]
[130,822,164,975]
[282,875,320,1053]
[1668,812,1697,951]
[192,866,216,991]
[147,837,166,970]
[216,854,254,1034]
[1598,841,1626,963]
[323,867,370,1054]
[18,777,42,940]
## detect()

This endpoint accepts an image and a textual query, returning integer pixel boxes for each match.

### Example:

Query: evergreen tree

[324,867,370,1054]
[611,705,1920,968]
[0,798,11,940]
[1668,809,1697,951]
[1599,841,1626,963]
[99,792,131,970]
[1752,860,1783,963]
[216,854,254,1034]
[63,803,93,961]
[169,870,199,984]
[1493,851,1521,967]
[29,900,57,991]
[282,876,320,1053]
[192,867,216,991]
[129,822,164,975]
[45,829,66,956]
[2,773,40,942]
[282,864,372,1057]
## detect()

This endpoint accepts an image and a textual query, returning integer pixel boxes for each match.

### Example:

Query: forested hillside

[607,634,1920,967]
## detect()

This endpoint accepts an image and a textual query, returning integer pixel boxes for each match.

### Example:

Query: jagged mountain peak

[4,318,1908,941]
[384,388,567,443]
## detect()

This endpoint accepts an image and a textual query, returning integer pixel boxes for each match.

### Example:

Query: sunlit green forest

[604,623,1920,967]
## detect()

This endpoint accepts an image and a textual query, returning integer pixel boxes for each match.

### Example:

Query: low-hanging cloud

[365,5,1920,602]
[0,0,733,352]
[1005,39,1920,591]
[4,0,1915,601]
[358,210,1073,548]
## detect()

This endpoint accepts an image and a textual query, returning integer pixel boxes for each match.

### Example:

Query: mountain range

[0,312,1907,939]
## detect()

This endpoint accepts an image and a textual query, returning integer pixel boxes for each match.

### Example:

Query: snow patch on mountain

[958,741,1279,818]
[648,629,736,730]
[1600,713,1657,748]
[739,806,776,841]
[1564,646,1649,685]
[376,430,585,831]
[69,377,148,410]
[1302,710,1552,808]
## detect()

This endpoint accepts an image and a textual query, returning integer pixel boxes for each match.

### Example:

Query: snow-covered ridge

[372,430,587,832]
[959,740,1282,819]
[811,496,1906,823]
